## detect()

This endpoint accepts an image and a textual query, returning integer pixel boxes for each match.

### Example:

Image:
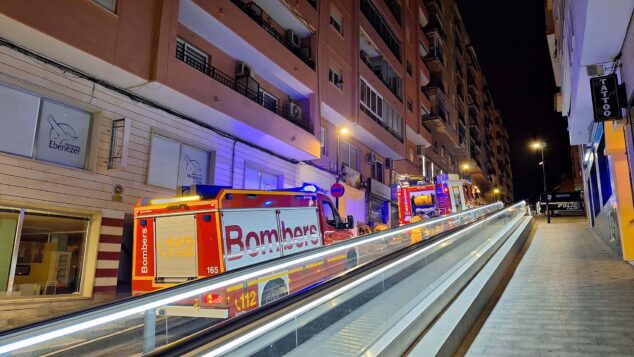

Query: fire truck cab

[132,184,355,318]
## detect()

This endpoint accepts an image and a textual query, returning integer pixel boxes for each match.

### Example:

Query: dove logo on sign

[185,155,204,184]
[47,115,81,155]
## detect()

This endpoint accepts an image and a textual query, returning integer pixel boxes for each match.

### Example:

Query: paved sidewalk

[460,217,634,356]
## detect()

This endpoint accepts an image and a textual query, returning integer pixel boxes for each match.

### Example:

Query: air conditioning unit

[286,30,301,49]
[285,102,303,121]
[385,158,393,169]
[367,152,378,164]
[236,62,254,78]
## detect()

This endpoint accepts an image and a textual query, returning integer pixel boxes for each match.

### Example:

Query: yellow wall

[604,122,634,260]
[14,243,57,291]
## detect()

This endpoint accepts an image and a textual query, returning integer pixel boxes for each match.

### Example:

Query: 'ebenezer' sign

[590,74,620,121]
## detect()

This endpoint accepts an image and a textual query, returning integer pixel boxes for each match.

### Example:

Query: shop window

[0,207,89,297]
[369,198,389,225]
[148,133,210,189]
[321,126,328,156]
[93,0,116,12]
[244,164,281,190]
[330,6,343,35]
[0,84,92,169]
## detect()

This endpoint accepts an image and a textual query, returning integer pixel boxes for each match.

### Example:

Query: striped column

[94,209,125,294]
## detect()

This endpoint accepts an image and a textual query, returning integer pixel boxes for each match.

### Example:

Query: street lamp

[531,141,550,223]
[493,188,500,202]
[460,163,470,179]
[336,127,350,209]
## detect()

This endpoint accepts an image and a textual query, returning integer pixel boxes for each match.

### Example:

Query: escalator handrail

[0,202,505,354]
[149,201,526,356]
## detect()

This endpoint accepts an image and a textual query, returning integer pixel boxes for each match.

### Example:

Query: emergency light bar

[150,195,201,205]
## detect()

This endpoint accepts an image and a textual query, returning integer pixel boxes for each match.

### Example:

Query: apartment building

[0,0,512,323]
[419,0,513,203]
[545,0,634,260]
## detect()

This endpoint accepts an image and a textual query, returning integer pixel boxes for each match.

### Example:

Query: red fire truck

[132,185,355,318]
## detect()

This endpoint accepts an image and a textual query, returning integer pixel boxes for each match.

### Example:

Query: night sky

[457,0,572,202]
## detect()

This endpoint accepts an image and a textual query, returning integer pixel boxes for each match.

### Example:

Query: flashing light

[300,183,318,192]
[263,200,274,206]
[150,195,201,205]
[204,293,223,305]
[443,187,449,194]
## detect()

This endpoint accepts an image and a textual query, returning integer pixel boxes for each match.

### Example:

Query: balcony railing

[231,0,315,69]
[385,0,402,25]
[359,104,403,141]
[424,45,445,68]
[361,0,401,61]
[176,47,312,132]
[422,95,448,123]
[360,51,403,100]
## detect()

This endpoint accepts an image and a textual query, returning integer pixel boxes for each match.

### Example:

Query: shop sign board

[590,74,620,121]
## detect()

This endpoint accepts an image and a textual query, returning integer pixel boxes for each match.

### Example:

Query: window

[0,84,92,169]
[371,160,384,183]
[93,0,116,12]
[244,165,281,190]
[342,142,359,171]
[259,89,278,112]
[407,98,413,112]
[329,66,343,89]
[330,7,343,34]
[1,206,89,297]
[320,126,328,156]
[360,79,384,118]
[176,38,208,73]
[406,61,412,76]
[148,133,210,189]
[321,200,340,227]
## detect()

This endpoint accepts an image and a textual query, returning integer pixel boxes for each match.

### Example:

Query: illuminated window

[320,126,328,156]
[342,142,359,171]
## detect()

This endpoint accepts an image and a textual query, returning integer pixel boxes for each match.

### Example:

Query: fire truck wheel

[261,278,289,305]
[345,250,358,270]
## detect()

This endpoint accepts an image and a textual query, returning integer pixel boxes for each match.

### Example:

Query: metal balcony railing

[359,104,403,141]
[360,51,403,100]
[176,47,312,132]
[231,0,315,69]
[385,0,402,25]
[361,0,401,61]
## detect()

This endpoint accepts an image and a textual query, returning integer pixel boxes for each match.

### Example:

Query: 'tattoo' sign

[590,74,621,121]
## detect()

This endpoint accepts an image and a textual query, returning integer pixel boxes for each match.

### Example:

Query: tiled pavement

[459,217,634,357]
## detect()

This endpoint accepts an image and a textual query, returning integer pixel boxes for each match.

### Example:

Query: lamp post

[493,188,500,202]
[532,141,550,223]
[336,127,349,209]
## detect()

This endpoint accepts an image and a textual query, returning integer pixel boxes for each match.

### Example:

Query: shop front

[368,178,392,228]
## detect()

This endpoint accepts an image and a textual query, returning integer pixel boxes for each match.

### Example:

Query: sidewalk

[460,216,634,356]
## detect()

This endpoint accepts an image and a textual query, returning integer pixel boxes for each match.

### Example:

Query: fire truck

[132,184,355,318]
[396,174,472,224]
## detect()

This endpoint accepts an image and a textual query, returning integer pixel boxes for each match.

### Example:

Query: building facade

[545,0,634,260]
[420,1,513,203]
[0,0,512,323]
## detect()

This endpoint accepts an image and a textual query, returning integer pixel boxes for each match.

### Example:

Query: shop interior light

[150,195,201,205]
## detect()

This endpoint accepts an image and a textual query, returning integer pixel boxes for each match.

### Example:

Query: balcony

[360,35,403,100]
[360,105,403,141]
[424,35,445,72]
[385,0,402,26]
[176,46,312,132]
[424,12,447,44]
[361,0,401,61]
[423,73,446,95]
[231,0,315,69]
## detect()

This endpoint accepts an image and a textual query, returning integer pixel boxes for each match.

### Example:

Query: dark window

[407,98,413,112]
[406,61,412,76]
